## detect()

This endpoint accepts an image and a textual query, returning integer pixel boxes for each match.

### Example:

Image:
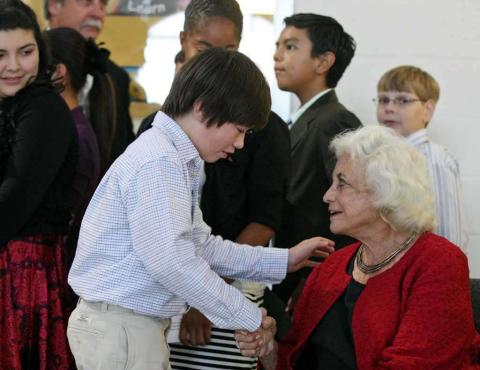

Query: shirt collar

[152,111,201,166]
[78,74,94,108]
[290,88,333,124]
[407,128,429,146]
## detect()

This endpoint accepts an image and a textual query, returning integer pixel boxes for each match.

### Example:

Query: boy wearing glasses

[376,65,467,252]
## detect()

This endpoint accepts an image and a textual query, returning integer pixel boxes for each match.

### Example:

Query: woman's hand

[288,237,335,272]
[234,308,277,358]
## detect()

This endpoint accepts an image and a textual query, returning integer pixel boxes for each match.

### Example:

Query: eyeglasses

[373,96,424,107]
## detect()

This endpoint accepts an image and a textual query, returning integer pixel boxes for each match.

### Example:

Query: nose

[6,55,20,71]
[323,184,335,204]
[273,46,282,63]
[90,0,106,17]
[384,99,398,112]
[233,132,245,150]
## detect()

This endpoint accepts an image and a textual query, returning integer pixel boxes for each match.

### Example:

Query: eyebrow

[378,92,413,96]
[196,40,237,49]
[275,37,299,47]
[20,43,36,50]
[0,43,36,53]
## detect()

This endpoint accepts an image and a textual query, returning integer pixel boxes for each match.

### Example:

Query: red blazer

[278,232,480,370]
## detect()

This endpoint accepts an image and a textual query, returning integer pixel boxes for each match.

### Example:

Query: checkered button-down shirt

[69,112,288,331]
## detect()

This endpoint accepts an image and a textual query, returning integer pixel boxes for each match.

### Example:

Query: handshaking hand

[235,308,279,370]
[234,308,276,358]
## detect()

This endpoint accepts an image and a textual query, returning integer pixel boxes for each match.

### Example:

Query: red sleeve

[374,248,476,369]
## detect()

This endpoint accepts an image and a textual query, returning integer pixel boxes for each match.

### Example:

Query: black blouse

[201,111,290,241]
[0,84,77,245]
[294,257,365,370]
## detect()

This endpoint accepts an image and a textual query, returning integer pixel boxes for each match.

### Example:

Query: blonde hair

[377,65,440,103]
[330,125,436,233]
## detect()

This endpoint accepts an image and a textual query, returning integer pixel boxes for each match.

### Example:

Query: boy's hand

[287,237,335,272]
[179,308,212,346]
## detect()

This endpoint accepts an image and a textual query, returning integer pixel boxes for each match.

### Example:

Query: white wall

[293,0,480,277]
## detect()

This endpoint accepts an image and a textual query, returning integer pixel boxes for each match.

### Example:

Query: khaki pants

[67,299,171,370]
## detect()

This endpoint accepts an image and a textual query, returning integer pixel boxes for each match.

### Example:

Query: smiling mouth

[2,76,24,84]
[329,210,341,217]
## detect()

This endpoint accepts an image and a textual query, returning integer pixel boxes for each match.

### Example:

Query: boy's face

[180,17,239,62]
[194,120,248,163]
[376,91,435,137]
[274,26,323,100]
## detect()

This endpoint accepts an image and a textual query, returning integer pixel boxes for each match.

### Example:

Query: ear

[52,63,68,86]
[192,101,205,124]
[423,99,436,125]
[315,51,336,75]
[48,0,62,17]
[179,31,186,49]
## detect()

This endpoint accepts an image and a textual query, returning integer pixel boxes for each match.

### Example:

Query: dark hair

[44,27,116,170]
[284,13,356,88]
[163,48,270,130]
[184,0,243,40]
[0,0,50,81]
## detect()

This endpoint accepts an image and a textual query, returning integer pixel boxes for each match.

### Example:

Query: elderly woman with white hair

[236,125,479,369]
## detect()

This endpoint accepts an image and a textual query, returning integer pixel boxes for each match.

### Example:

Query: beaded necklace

[356,231,419,274]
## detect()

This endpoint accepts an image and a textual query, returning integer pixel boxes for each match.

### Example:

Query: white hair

[330,125,436,233]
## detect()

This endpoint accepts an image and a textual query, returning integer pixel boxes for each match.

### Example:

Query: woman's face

[0,28,39,100]
[323,154,380,238]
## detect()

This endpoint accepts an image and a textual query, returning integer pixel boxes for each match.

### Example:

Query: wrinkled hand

[287,237,335,272]
[234,308,277,358]
[179,308,212,346]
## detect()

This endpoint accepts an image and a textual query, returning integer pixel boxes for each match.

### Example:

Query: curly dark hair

[184,0,243,40]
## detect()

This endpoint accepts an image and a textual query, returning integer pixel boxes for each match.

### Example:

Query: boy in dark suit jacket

[272,13,362,304]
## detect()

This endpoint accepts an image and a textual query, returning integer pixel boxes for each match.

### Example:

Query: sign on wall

[108,0,189,16]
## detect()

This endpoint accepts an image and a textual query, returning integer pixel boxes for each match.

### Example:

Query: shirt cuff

[259,247,288,284]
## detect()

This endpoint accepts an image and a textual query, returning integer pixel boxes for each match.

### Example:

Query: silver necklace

[356,231,419,274]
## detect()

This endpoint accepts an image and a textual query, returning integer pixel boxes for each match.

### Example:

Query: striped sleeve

[426,143,468,252]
